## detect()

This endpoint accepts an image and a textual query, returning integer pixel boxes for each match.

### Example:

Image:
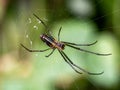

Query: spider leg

[21,44,51,52]
[58,27,62,41]
[58,50,82,74]
[66,44,112,56]
[62,41,97,46]
[33,13,50,34]
[33,13,47,28]
[61,51,104,75]
[45,49,55,57]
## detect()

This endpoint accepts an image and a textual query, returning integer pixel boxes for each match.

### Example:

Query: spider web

[22,14,49,56]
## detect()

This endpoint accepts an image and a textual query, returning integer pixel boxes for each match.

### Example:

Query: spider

[21,14,111,75]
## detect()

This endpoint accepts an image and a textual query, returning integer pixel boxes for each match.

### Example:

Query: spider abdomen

[40,34,65,50]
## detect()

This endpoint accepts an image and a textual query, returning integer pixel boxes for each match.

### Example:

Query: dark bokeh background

[0,0,120,90]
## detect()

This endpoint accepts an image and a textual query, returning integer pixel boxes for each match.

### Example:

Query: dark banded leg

[58,50,82,74]
[61,51,104,75]
[45,49,55,57]
[21,44,51,52]
[62,41,97,46]
[66,44,112,56]
[58,27,62,41]
[33,13,50,34]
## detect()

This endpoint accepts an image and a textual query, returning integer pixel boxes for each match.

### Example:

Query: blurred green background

[0,0,120,90]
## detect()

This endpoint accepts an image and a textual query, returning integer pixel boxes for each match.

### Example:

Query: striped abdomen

[40,34,65,50]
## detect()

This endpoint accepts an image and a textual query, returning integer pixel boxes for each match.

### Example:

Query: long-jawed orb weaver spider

[20,14,112,75]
